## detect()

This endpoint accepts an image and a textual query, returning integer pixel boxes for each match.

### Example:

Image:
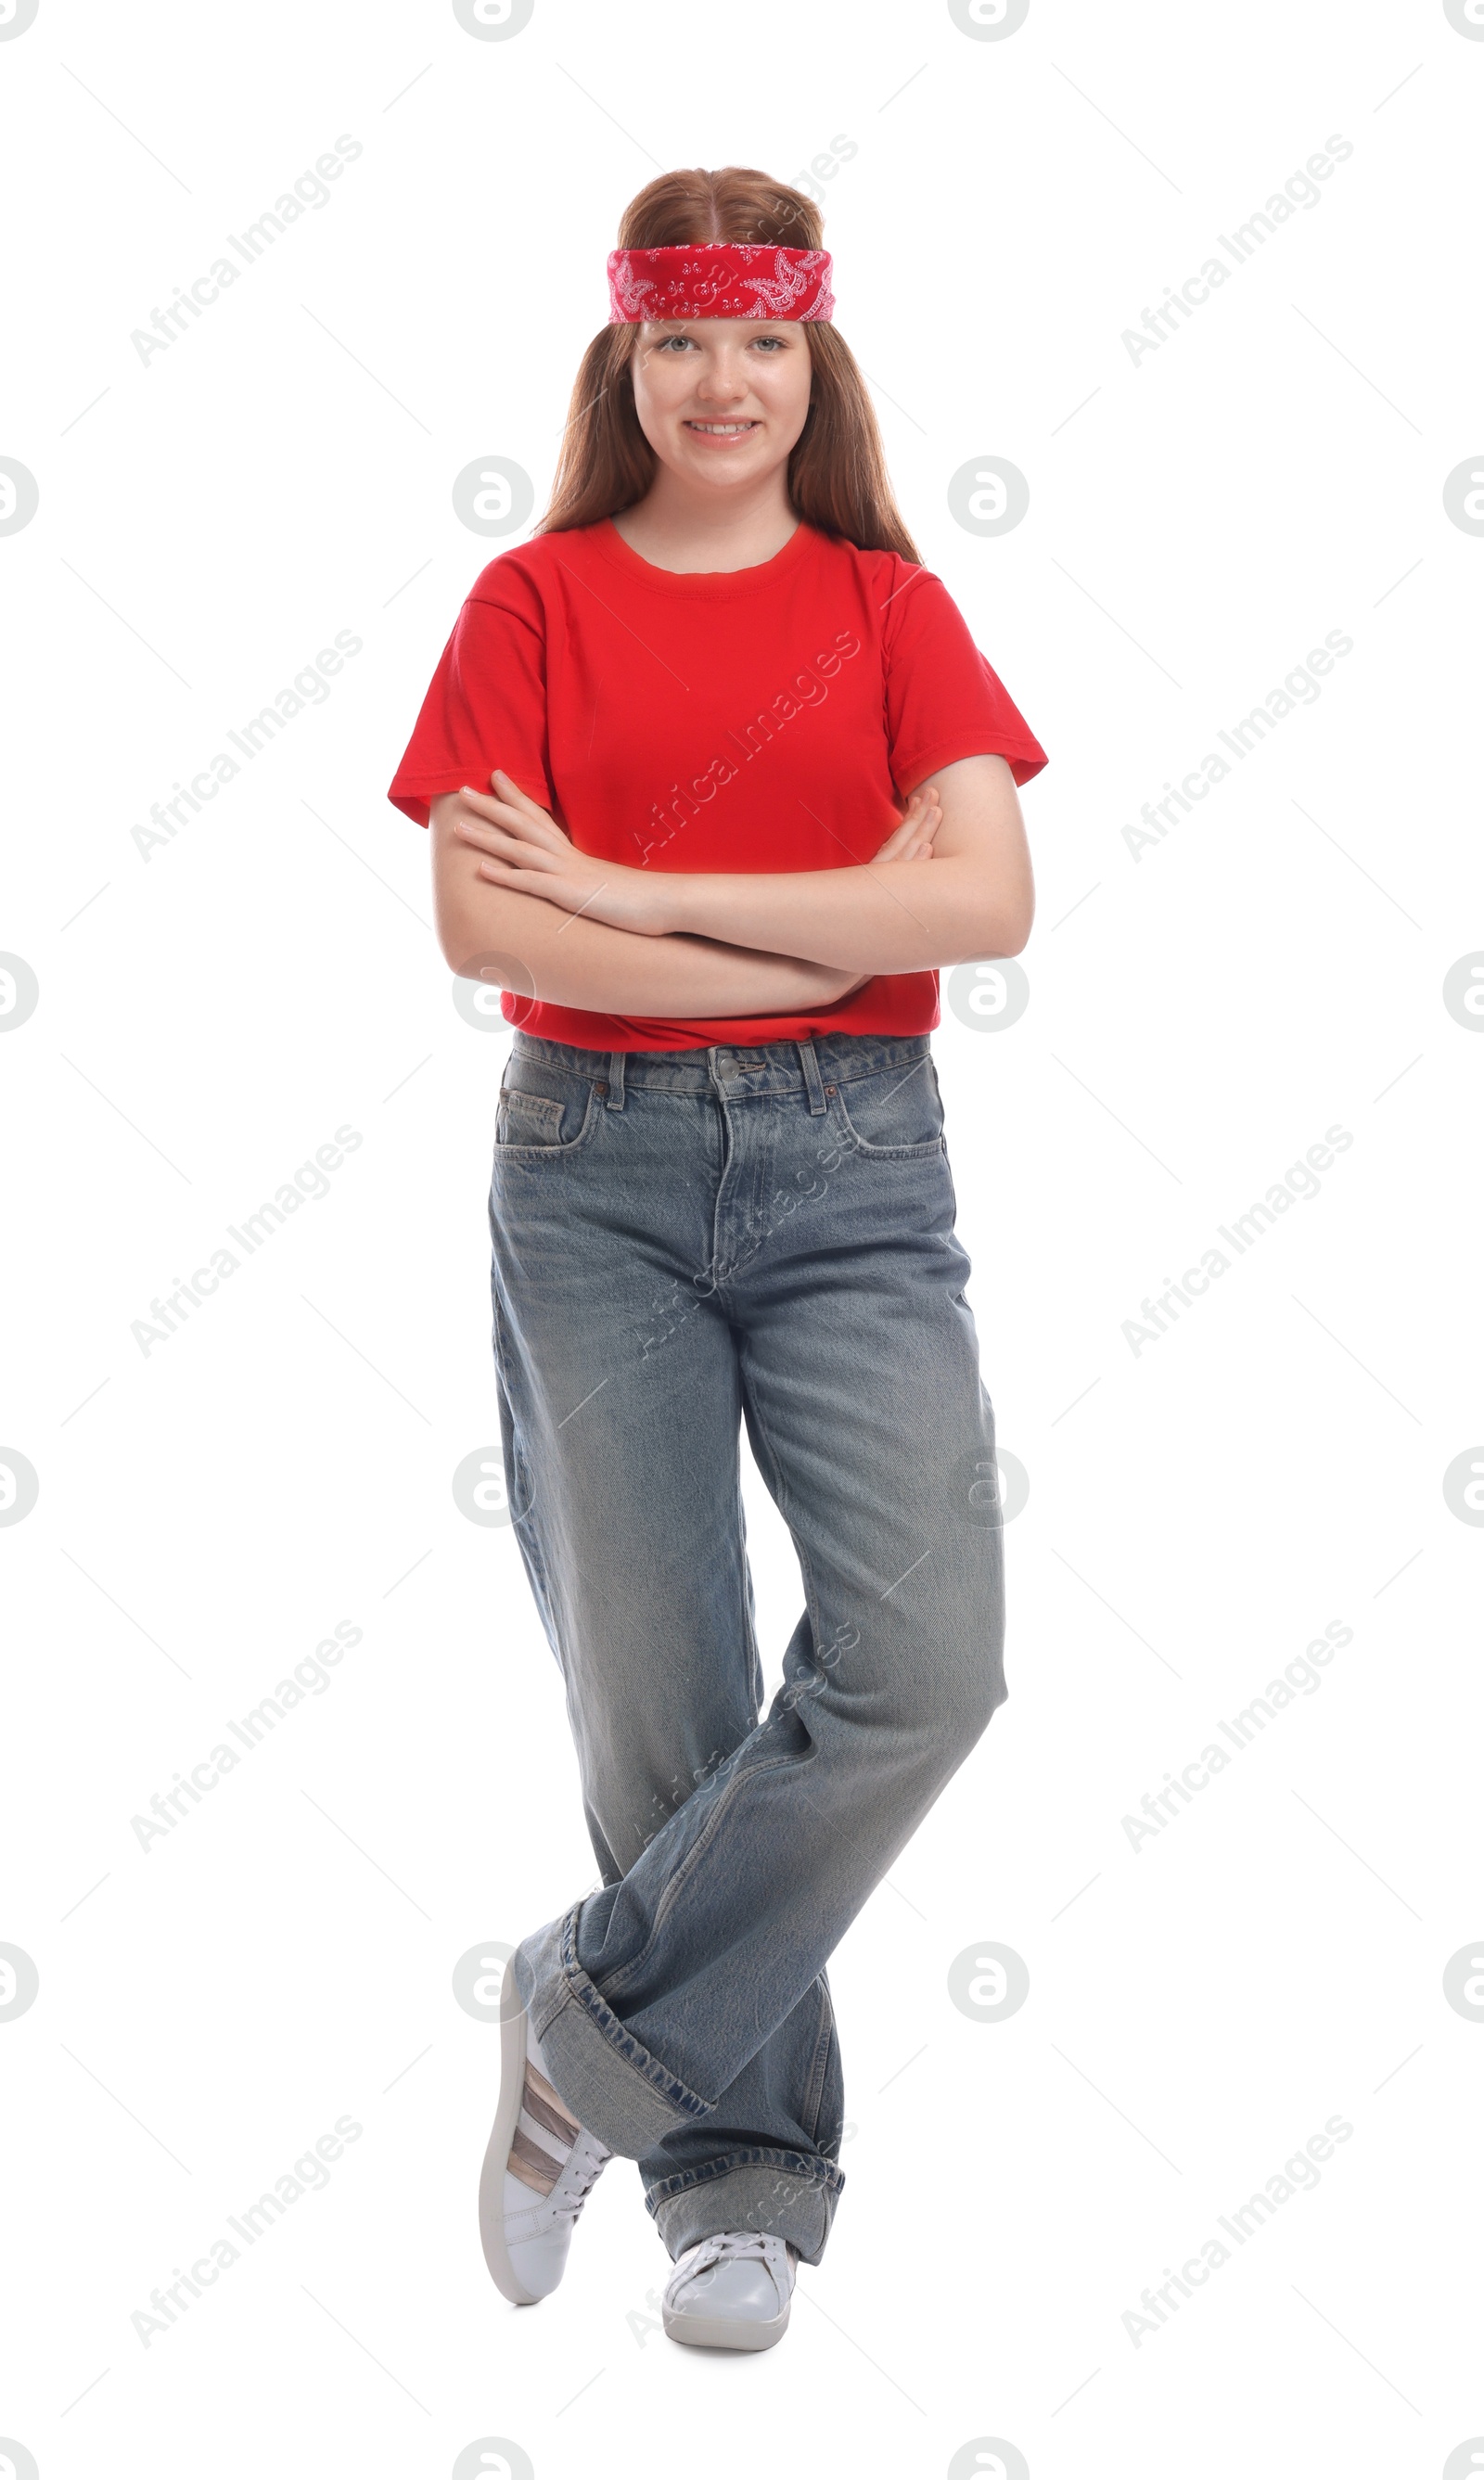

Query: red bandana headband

[607,243,835,325]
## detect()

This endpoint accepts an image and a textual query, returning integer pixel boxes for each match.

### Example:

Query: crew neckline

[592,513,817,596]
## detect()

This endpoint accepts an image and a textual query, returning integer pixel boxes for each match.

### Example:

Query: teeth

[688,421,755,433]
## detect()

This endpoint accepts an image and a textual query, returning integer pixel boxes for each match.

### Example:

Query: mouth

[683,418,761,445]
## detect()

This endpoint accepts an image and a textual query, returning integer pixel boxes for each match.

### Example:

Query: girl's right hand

[815,785,943,1004]
[872,781,942,864]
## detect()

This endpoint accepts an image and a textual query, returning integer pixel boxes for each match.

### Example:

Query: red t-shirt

[388,515,1047,1051]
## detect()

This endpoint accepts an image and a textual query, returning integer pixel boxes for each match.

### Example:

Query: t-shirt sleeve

[386,566,552,829]
[882,563,1048,797]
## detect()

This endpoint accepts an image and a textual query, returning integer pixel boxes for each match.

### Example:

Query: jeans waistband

[507,1028,931,1099]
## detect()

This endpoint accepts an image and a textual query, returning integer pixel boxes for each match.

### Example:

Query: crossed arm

[429,752,1033,1019]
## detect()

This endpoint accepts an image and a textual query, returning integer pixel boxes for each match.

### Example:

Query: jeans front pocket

[825,1053,946,1161]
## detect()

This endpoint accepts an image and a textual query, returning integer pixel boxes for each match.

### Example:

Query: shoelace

[670,2229,789,2282]
[557,2135,613,2220]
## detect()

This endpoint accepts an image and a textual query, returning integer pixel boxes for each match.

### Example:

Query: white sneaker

[478,1967,612,2305]
[661,2231,798,2351]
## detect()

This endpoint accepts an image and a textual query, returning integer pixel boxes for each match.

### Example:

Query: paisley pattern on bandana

[607,243,835,324]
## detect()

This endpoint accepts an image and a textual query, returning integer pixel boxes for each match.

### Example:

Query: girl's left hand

[454,770,672,935]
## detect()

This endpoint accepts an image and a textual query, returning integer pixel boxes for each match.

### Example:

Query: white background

[3,2,1481,2474]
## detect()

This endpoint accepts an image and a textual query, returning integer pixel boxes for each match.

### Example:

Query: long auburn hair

[537,167,921,563]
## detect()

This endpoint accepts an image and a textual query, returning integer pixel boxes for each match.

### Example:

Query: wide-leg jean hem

[646,2151,844,2267]
[511,1902,714,2158]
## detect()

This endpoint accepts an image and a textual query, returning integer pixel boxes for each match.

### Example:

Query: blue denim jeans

[491,1028,1006,2266]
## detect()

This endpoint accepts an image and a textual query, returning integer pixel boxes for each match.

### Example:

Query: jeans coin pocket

[494,1079,600,1157]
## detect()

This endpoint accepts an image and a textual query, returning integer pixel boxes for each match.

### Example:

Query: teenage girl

[389,165,1047,2354]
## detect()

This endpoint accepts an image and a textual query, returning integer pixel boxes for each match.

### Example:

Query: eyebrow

[648,318,789,333]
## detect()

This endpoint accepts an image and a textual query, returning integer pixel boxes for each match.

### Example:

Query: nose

[693,354,749,403]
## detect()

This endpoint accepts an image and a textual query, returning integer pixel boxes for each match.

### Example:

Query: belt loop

[605,1048,627,1110]
[797,1037,827,1115]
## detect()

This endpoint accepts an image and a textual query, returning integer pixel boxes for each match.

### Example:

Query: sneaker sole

[661,2300,791,2352]
[477,1962,544,2306]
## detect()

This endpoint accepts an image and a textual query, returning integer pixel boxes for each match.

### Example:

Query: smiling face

[629,317,813,496]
